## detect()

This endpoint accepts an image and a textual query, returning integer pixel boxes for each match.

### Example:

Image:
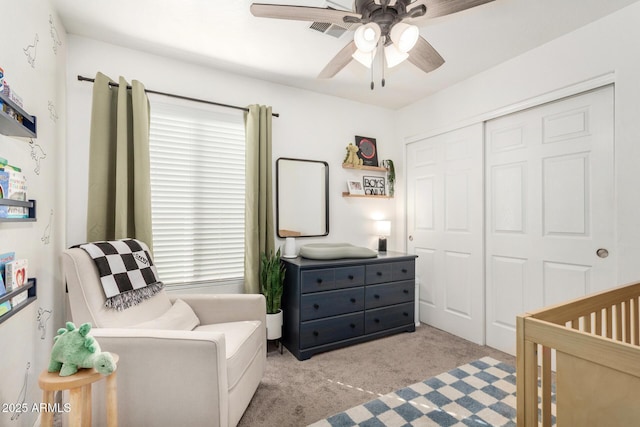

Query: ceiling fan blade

[407,0,494,20]
[407,36,445,74]
[250,3,361,26]
[318,41,358,79]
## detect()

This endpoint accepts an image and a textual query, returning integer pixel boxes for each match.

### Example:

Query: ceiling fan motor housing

[353,0,423,43]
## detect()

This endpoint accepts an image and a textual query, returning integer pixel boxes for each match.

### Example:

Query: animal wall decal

[49,15,62,54]
[10,362,31,420]
[23,34,39,68]
[27,139,46,175]
[37,307,53,339]
[41,209,53,245]
[48,101,58,122]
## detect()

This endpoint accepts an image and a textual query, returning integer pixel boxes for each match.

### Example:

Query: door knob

[596,248,609,258]
[409,235,414,241]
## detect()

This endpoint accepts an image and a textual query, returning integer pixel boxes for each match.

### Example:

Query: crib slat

[631,298,640,345]
[625,300,631,343]
[583,313,591,333]
[596,309,603,336]
[606,306,613,338]
[541,346,553,427]
[616,303,623,341]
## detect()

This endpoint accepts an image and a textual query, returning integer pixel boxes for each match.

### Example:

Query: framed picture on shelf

[354,136,378,167]
[347,179,365,195]
[363,176,385,196]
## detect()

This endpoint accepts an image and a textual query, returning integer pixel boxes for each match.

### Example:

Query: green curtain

[244,105,275,294]
[86,72,153,251]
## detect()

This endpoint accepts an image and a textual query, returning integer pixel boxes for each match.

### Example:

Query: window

[148,101,245,287]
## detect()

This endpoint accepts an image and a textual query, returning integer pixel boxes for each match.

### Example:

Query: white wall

[396,2,640,284]
[64,36,401,279]
[0,1,67,425]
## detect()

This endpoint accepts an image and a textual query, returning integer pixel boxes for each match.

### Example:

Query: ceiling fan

[250,0,495,86]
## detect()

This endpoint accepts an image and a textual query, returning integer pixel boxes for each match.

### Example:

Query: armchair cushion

[195,320,262,390]
[129,298,200,330]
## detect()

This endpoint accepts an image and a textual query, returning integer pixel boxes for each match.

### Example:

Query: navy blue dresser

[281,252,417,360]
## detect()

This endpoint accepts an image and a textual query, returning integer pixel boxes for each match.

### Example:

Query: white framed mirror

[276,158,329,238]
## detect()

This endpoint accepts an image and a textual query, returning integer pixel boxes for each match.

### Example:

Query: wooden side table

[38,353,119,427]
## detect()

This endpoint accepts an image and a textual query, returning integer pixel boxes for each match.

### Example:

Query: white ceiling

[52,0,639,110]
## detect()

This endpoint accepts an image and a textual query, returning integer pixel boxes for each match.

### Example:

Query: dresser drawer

[300,313,364,348]
[301,269,335,293]
[366,263,393,284]
[365,303,414,334]
[301,287,364,321]
[335,266,365,289]
[365,280,415,309]
[392,261,415,281]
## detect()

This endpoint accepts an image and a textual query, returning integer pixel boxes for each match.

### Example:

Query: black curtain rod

[77,75,279,118]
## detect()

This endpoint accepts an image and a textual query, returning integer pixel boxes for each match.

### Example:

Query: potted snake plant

[260,248,286,340]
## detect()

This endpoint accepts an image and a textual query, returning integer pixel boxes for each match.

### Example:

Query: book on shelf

[0,252,16,314]
[0,274,11,316]
[0,166,28,218]
[0,252,15,284]
[6,259,28,306]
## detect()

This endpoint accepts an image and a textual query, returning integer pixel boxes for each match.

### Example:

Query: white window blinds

[148,101,245,287]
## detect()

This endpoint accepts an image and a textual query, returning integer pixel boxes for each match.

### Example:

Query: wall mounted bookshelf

[0,93,37,138]
[342,164,388,172]
[0,199,36,222]
[342,163,392,198]
[0,278,37,325]
[341,192,392,199]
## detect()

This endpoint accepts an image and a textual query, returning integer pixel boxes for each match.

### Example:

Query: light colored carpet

[238,324,515,427]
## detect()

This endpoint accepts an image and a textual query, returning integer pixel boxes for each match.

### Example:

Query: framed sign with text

[363,176,385,196]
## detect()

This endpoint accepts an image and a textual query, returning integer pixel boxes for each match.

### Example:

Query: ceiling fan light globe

[390,23,419,53]
[352,48,376,68]
[354,23,381,53]
[384,44,409,68]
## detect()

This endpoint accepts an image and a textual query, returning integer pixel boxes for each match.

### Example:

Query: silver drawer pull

[313,331,319,336]
[348,275,354,280]
[374,318,380,323]
[350,298,356,303]
[376,271,383,276]
[401,268,407,273]
[313,304,320,309]
[316,278,323,284]
[374,294,380,299]
[403,289,409,294]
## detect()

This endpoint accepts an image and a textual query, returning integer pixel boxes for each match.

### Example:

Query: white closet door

[485,85,616,355]
[407,124,484,344]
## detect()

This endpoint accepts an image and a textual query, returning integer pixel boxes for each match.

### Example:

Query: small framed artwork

[363,176,385,196]
[355,136,378,167]
[347,179,365,195]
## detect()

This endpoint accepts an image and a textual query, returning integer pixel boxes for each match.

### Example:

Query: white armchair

[62,247,266,427]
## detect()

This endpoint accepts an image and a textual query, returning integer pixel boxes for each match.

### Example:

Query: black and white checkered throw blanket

[78,239,164,310]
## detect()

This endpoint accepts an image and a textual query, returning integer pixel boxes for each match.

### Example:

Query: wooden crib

[516,281,640,426]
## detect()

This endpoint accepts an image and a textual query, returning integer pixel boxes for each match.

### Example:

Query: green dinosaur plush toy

[48,321,116,377]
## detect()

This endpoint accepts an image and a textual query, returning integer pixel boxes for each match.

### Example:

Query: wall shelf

[0,199,36,222]
[342,192,392,199]
[0,278,37,325]
[0,93,37,138]
[342,164,388,172]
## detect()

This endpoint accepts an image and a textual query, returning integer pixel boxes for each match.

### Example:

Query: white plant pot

[266,309,283,340]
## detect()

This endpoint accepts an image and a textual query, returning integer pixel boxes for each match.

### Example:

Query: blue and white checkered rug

[309,357,552,427]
